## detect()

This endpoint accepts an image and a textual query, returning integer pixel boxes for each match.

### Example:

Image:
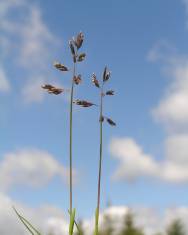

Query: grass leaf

[69,208,76,235]
[94,207,99,235]
[13,207,42,235]
[68,210,83,235]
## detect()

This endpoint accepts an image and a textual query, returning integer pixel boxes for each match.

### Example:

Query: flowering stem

[95,83,104,235]
[69,62,76,216]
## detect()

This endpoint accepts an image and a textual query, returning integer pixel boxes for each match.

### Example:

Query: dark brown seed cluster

[73,32,84,49]
[103,66,111,82]
[69,32,85,63]
[106,118,116,126]
[42,84,63,95]
[69,40,76,63]
[99,115,104,122]
[92,73,100,88]
[42,32,96,112]
[106,90,114,95]
[73,75,82,85]
[77,53,86,62]
[73,99,96,107]
[92,66,116,127]
[99,115,116,126]
[54,62,69,72]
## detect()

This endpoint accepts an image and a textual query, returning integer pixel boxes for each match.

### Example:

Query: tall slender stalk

[93,67,115,235]
[16,32,87,235]
[95,84,104,235]
[69,62,76,215]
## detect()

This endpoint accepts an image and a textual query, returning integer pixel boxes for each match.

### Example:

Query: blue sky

[1,0,188,232]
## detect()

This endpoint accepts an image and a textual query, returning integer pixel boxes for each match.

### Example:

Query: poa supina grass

[91,68,116,235]
[14,33,116,235]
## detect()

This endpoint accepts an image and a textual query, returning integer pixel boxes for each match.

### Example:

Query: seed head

[103,66,111,82]
[77,53,86,62]
[41,84,54,90]
[99,115,104,123]
[69,40,77,63]
[54,62,69,72]
[73,75,82,85]
[42,84,63,95]
[106,90,114,95]
[73,99,96,107]
[106,118,116,126]
[92,73,100,88]
[74,32,84,49]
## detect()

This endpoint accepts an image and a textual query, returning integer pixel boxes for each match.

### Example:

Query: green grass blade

[69,208,76,235]
[68,210,83,235]
[13,207,42,235]
[94,207,99,235]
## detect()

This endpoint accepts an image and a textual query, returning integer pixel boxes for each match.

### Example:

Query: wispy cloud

[151,50,188,131]
[109,41,188,184]
[110,137,158,181]
[110,136,188,183]
[82,205,188,235]
[0,66,11,92]
[0,149,70,191]
[1,196,187,235]
[0,0,60,102]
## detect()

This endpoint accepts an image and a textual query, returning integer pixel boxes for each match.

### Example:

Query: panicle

[42,84,63,95]
[74,32,84,49]
[54,62,69,72]
[92,73,100,88]
[106,90,114,95]
[106,117,116,126]
[69,40,77,63]
[77,53,86,62]
[73,75,82,85]
[103,66,111,82]
[73,99,97,107]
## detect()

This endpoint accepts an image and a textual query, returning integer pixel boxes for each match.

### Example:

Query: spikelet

[54,62,69,72]
[92,73,100,88]
[106,118,116,126]
[74,32,84,49]
[77,53,86,62]
[106,90,114,95]
[73,75,82,85]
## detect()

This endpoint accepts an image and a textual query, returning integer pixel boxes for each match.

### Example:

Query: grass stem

[95,83,104,235]
[69,62,76,216]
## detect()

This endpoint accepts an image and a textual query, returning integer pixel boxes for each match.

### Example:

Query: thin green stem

[95,83,104,235]
[69,62,76,216]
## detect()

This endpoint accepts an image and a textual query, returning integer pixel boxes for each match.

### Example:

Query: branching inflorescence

[92,67,116,235]
[14,32,116,235]
[42,32,94,235]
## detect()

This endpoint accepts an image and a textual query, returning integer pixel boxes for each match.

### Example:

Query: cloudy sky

[1,0,188,234]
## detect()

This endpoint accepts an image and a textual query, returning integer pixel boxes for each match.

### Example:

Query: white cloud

[0,194,188,235]
[0,0,60,102]
[83,205,188,235]
[110,136,188,183]
[0,66,11,92]
[110,137,158,181]
[111,12,188,185]
[22,78,45,103]
[147,40,176,63]
[18,5,58,69]
[153,59,188,131]
[0,149,70,191]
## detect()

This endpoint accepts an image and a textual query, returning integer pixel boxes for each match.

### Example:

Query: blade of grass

[68,210,83,235]
[13,207,42,235]
[69,208,76,235]
[94,207,99,235]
